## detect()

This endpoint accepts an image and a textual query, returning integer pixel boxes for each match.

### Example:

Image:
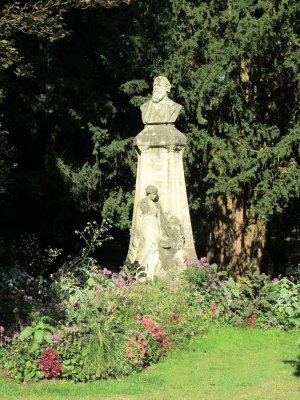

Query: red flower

[247,314,256,326]
[37,347,62,379]
[210,302,218,313]
[140,318,167,350]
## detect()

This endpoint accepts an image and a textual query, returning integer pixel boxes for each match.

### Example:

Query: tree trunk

[207,194,266,277]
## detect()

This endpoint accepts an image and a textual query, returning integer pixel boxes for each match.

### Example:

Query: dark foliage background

[0,0,299,277]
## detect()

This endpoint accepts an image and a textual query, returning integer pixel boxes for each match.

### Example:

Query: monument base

[127,124,197,278]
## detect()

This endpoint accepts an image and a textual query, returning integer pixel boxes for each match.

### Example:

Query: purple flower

[114,278,128,289]
[50,333,64,344]
[212,282,218,290]
[264,320,273,328]
[102,268,112,275]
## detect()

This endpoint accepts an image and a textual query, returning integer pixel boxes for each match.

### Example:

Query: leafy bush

[272,278,300,329]
[0,260,201,383]
[1,241,299,384]
[0,233,61,329]
[183,259,300,329]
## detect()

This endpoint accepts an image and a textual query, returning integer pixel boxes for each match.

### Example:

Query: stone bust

[140,76,182,125]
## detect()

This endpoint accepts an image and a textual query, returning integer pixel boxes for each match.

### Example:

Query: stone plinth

[127,124,197,277]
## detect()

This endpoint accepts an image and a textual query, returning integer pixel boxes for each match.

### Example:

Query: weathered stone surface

[135,124,186,148]
[140,76,182,125]
[127,76,197,278]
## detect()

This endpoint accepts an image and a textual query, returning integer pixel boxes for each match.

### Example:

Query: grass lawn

[1,326,299,400]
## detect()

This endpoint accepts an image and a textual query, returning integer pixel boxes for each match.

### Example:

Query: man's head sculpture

[140,75,181,125]
[152,76,171,103]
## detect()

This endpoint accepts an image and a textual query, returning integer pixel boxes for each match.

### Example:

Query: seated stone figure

[140,76,182,125]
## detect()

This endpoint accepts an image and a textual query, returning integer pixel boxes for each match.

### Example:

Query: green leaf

[19,326,34,340]
[43,331,52,343]
[285,307,294,316]
[29,342,39,353]
[34,330,44,344]
[87,277,95,287]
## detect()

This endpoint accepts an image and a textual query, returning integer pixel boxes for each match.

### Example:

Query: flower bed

[0,258,299,384]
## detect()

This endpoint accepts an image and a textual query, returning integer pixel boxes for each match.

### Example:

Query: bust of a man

[140,76,182,125]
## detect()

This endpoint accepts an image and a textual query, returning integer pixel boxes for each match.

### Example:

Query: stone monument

[127,76,197,278]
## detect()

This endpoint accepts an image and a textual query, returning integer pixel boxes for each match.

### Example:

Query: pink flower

[210,302,218,313]
[0,326,5,334]
[102,268,112,275]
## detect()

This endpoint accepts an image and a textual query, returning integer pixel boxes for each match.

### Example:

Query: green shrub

[182,259,300,329]
[0,260,202,383]
[1,239,299,385]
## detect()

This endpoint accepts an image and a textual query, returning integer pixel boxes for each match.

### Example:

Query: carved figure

[159,214,186,270]
[130,185,163,278]
[128,184,187,277]
[140,76,182,125]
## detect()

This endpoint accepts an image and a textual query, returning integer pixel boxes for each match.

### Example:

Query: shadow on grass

[283,359,300,378]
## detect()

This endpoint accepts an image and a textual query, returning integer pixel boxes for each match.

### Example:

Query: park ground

[0,326,299,400]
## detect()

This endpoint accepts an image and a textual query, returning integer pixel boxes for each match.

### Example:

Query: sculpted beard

[152,86,167,103]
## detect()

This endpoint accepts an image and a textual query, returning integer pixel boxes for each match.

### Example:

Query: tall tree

[0,0,134,257]
[121,0,300,275]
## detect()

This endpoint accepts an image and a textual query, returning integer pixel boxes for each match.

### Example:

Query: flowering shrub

[37,347,62,378]
[0,257,201,383]
[183,259,300,329]
[1,250,299,384]
[140,317,167,351]
[125,333,148,368]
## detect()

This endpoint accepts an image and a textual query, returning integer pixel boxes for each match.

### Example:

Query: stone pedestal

[127,124,197,277]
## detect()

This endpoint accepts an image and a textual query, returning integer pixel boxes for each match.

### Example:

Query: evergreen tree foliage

[121,0,300,274]
[0,1,135,262]
[0,0,298,274]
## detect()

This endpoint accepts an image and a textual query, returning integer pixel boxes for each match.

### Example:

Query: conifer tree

[123,0,299,274]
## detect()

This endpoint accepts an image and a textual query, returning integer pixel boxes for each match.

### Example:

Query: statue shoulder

[167,98,182,113]
[140,100,151,112]
[166,98,182,122]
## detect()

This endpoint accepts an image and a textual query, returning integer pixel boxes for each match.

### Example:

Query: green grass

[1,326,299,400]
